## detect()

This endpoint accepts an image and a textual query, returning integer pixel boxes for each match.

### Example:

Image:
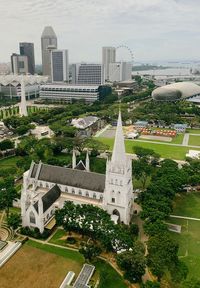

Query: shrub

[66,237,77,244]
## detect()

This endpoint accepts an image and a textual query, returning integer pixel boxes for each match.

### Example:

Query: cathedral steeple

[103,109,134,225]
[111,110,126,167]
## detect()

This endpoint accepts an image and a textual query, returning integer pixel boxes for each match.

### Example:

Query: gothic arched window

[30,211,36,224]
[86,191,89,197]
[79,190,82,195]
[72,188,75,194]
[65,187,68,192]
[93,193,96,199]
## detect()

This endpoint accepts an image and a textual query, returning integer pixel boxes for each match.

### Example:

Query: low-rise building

[31,125,54,139]
[173,124,187,134]
[71,116,104,137]
[40,84,100,103]
[134,120,149,130]
[186,150,200,159]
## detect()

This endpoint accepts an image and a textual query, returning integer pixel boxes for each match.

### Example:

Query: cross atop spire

[111,110,126,167]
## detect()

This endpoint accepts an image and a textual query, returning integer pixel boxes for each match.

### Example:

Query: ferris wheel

[116,45,134,64]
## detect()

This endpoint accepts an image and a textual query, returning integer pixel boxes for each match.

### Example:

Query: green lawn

[173,193,200,218]
[96,260,127,288]
[187,129,200,135]
[0,156,21,168]
[28,239,127,288]
[49,229,68,246]
[27,239,84,262]
[189,135,200,146]
[169,192,200,280]
[169,218,200,280]
[171,134,184,144]
[98,137,199,160]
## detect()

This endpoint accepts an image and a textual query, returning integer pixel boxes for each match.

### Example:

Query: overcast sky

[1,0,200,64]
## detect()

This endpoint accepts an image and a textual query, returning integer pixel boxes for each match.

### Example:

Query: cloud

[0,0,200,63]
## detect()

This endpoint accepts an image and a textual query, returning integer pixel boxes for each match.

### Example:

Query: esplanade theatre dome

[152,82,200,101]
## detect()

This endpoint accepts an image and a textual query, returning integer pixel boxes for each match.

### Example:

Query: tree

[0,139,14,151]
[181,278,200,288]
[79,243,102,261]
[117,242,146,283]
[147,232,179,280]
[141,281,160,288]
[132,158,152,189]
[0,177,18,218]
[129,223,139,237]
[7,213,21,229]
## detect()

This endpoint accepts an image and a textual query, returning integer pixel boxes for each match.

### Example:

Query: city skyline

[1,0,200,64]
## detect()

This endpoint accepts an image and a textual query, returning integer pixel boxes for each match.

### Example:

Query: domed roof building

[152,82,200,101]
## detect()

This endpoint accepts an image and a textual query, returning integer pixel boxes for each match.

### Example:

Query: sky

[1,0,200,64]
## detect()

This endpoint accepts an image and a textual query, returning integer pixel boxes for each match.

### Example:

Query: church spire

[111,110,126,166]
[86,149,90,172]
[72,149,76,169]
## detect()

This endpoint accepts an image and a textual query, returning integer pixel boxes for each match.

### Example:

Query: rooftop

[31,163,105,193]
[34,184,61,213]
[71,116,99,129]
[41,26,57,38]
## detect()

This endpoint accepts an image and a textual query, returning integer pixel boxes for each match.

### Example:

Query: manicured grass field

[187,129,200,135]
[170,218,200,280]
[98,137,199,160]
[49,230,127,288]
[189,135,200,146]
[173,193,200,218]
[169,192,200,280]
[0,241,83,288]
[1,239,128,288]
[0,156,21,168]
[171,134,184,144]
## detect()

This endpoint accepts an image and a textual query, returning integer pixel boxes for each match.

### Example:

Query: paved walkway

[182,133,189,146]
[94,125,111,138]
[170,215,200,221]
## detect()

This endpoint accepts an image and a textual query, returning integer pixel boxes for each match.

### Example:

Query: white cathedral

[21,111,134,233]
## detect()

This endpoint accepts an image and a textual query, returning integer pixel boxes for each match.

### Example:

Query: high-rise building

[71,64,104,85]
[109,62,132,82]
[51,50,69,83]
[41,26,57,78]
[19,42,35,75]
[11,53,28,74]
[102,47,116,81]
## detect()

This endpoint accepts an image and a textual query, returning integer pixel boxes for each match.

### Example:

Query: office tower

[109,62,132,82]
[51,50,69,82]
[102,47,116,81]
[11,53,28,74]
[71,64,104,85]
[19,42,35,74]
[41,26,57,78]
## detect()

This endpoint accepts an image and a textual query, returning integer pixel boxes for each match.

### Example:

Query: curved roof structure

[152,82,200,101]
[41,26,57,39]
[0,75,48,86]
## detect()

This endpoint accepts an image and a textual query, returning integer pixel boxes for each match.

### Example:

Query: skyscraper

[109,62,132,82]
[102,47,116,81]
[71,63,104,85]
[51,50,69,82]
[41,26,57,78]
[19,42,35,75]
[11,53,28,74]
